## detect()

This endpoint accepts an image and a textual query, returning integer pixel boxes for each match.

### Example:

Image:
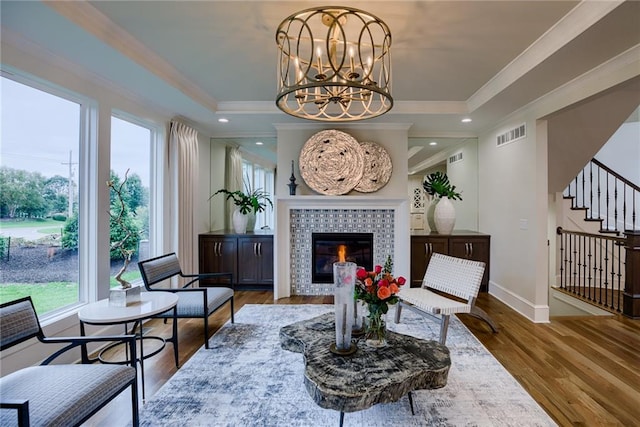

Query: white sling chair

[395,253,498,345]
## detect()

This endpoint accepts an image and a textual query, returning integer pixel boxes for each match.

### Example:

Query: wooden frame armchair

[395,253,498,345]
[0,296,139,427]
[138,253,234,349]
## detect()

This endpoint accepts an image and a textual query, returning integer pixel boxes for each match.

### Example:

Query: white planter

[232,208,249,234]
[426,199,438,232]
[434,197,456,234]
[246,211,256,232]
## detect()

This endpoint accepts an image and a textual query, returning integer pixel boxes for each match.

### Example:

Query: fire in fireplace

[311,233,373,283]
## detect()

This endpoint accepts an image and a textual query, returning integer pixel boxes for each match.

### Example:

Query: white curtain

[170,120,198,286]
[224,146,243,229]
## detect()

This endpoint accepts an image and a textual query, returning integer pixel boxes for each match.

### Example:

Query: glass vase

[365,304,387,348]
[333,261,356,353]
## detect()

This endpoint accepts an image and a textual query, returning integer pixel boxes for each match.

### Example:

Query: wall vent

[448,152,463,164]
[497,123,526,147]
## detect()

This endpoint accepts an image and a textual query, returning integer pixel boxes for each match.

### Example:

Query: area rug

[140,304,556,426]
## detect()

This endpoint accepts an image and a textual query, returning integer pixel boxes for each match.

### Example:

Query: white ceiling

[2,1,639,169]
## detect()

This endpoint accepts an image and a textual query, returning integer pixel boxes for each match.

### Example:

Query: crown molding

[272,123,413,131]
[43,0,219,112]
[467,0,624,113]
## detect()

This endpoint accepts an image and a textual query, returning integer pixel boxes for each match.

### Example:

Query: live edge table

[78,291,179,400]
[280,312,451,426]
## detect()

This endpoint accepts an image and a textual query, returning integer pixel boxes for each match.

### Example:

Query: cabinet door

[410,236,448,287]
[258,238,274,285]
[199,236,236,285]
[237,237,274,286]
[449,236,490,291]
[237,238,261,285]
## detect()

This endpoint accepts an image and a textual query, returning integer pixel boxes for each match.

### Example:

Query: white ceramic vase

[434,197,456,234]
[426,198,438,231]
[232,208,249,234]
[245,211,256,232]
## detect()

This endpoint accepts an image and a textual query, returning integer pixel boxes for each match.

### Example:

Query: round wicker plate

[354,141,393,193]
[299,130,364,195]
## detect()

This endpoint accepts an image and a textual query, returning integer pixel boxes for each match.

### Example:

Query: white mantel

[274,195,410,299]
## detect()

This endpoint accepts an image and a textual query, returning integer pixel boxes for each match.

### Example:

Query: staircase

[563,158,640,234]
[557,158,640,318]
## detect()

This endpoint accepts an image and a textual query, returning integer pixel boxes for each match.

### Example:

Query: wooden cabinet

[199,235,236,285]
[410,235,448,287]
[237,236,274,286]
[410,231,490,292]
[199,231,273,290]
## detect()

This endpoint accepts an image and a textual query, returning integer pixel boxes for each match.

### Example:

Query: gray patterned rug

[140,304,556,426]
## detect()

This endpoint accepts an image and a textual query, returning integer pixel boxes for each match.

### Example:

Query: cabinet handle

[469,243,473,257]
[258,242,262,257]
[253,242,258,256]
[217,242,221,257]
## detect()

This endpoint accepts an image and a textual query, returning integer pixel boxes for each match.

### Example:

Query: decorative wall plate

[299,130,364,195]
[354,141,392,193]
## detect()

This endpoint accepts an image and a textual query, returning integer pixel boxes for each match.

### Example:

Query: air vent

[449,152,463,164]
[497,123,526,147]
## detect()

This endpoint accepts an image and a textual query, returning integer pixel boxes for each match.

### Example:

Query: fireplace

[311,233,374,283]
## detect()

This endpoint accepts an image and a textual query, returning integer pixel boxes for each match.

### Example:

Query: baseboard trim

[488,281,550,323]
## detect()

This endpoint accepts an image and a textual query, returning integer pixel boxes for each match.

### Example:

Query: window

[242,159,275,230]
[0,74,84,316]
[110,115,152,287]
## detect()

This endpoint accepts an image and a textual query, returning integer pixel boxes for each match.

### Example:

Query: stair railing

[563,158,639,234]
[556,227,626,313]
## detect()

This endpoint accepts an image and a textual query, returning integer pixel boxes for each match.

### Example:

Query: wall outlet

[519,219,528,230]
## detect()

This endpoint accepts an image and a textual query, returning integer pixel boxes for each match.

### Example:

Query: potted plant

[422,171,462,234]
[212,184,272,233]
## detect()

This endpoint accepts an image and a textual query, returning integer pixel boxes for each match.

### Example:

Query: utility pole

[61,150,77,217]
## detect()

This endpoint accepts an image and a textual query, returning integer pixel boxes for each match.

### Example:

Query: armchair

[138,253,234,349]
[0,296,139,427]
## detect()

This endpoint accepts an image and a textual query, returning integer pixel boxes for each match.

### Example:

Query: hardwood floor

[86,291,640,427]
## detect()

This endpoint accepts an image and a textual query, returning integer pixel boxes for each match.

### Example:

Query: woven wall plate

[299,130,364,195]
[354,141,393,193]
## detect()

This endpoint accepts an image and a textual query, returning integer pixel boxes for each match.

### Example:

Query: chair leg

[469,305,499,333]
[204,315,209,349]
[131,380,140,427]
[394,302,403,323]
[171,309,179,368]
[439,315,450,345]
[230,297,235,324]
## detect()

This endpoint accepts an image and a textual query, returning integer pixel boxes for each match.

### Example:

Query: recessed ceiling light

[255,141,264,145]
[461,118,472,123]
[429,141,437,146]
[218,118,229,123]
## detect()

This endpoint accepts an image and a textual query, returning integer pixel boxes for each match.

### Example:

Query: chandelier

[275,6,392,122]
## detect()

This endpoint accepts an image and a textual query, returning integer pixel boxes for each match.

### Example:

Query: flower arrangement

[355,256,406,345]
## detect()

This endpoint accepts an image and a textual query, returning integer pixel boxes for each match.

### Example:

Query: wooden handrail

[591,158,640,193]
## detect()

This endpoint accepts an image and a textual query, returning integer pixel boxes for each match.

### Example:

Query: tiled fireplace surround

[274,196,410,299]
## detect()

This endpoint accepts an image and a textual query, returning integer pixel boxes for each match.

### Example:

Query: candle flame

[337,245,347,263]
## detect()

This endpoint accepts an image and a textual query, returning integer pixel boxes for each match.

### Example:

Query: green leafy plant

[211,184,273,215]
[422,171,462,200]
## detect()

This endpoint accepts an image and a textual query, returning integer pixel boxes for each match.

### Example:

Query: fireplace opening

[312,233,373,283]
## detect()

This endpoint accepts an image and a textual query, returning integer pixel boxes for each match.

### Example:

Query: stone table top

[280,312,451,413]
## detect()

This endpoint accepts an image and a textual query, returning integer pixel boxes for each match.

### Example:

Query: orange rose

[389,283,399,294]
[364,277,373,287]
[377,286,391,300]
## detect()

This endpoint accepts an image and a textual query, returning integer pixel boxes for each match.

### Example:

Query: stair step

[599,229,620,235]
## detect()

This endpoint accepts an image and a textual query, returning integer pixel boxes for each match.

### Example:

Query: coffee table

[78,291,179,400]
[280,312,451,426]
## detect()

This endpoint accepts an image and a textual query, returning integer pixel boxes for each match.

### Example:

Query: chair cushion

[0,364,135,427]
[399,288,472,316]
[157,287,233,318]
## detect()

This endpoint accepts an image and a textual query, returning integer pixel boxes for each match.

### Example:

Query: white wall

[207,140,227,231]
[595,121,640,186]
[446,140,479,231]
[479,115,548,321]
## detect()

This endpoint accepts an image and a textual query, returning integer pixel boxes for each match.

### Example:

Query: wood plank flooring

[86,291,640,427]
